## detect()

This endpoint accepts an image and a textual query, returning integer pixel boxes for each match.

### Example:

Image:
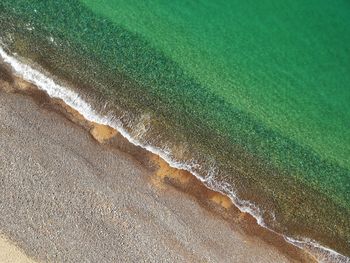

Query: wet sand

[0,66,314,262]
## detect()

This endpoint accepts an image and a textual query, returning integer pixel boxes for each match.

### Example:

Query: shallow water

[0,0,349,259]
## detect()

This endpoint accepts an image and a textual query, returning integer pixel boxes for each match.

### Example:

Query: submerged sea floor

[0,0,349,260]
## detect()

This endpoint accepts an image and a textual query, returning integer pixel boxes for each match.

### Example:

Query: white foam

[285,237,350,263]
[0,45,262,223]
[1,46,348,262]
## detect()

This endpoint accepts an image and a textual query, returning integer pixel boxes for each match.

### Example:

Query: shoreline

[1,41,350,261]
[0,53,318,262]
[2,46,350,261]
[0,75,307,263]
[1,1,349,257]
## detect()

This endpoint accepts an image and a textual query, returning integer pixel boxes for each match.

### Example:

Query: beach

[0,64,316,262]
[1,0,350,258]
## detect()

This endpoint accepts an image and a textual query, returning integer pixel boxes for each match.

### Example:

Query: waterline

[1,46,348,263]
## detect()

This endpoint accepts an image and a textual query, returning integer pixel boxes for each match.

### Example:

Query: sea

[0,1,349,261]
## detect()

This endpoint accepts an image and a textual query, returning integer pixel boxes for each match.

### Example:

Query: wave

[0,45,348,263]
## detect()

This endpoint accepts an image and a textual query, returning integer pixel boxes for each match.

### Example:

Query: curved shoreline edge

[0,235,36,263]
[0,47,348,263]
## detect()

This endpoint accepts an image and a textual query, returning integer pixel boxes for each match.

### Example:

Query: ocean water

[0,0,349,260]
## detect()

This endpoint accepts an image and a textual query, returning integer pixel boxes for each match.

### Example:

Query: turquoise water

[0,0,349,257]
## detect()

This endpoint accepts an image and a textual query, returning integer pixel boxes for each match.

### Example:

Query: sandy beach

[0,64,314,262]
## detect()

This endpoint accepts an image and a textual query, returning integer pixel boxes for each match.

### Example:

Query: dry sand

[0,236,36,263]
[0,68,314,262]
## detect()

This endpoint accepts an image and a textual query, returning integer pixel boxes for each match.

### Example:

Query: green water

[0,0,349,257]
[82,0,350,169]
